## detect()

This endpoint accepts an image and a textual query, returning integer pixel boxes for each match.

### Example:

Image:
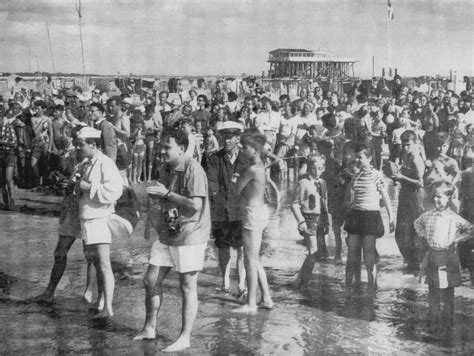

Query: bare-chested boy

[233,128,273,313]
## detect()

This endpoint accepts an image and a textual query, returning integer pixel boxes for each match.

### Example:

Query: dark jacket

[203,148,248,222]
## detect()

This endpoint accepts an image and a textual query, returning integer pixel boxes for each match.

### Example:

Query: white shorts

[149,240,207,273]
[81,216,112,245]
[242,205,269,232]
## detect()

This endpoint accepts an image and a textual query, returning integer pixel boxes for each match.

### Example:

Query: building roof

[269,48,314,53]
[268,49,356,63]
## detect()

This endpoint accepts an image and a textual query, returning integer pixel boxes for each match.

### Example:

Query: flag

[387,0,394,20]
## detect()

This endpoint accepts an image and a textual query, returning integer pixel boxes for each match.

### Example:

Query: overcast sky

[0,0,472,78]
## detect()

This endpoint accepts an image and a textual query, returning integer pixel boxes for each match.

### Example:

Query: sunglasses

[93,91,100,94]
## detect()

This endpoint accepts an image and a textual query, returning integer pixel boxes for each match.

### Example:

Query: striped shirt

[351,167,385,211]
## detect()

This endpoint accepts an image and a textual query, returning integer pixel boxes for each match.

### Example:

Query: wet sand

[1,183,474,355]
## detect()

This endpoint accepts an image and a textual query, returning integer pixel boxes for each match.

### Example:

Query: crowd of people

[1,74,474,350]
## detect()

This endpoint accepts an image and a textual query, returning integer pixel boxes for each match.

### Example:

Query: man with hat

[76,126,124,318]
[203,121,248,295]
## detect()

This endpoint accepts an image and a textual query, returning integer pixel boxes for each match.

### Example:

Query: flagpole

[46,21,56,74]
[386,6,390,74]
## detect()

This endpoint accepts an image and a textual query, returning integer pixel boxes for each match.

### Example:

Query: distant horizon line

[1,71,466,80]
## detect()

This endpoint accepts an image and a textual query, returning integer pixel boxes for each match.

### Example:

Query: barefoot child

[130,116,146,183]
[414,181,474,329]
[291,154,329,289]
[233,129,273,313]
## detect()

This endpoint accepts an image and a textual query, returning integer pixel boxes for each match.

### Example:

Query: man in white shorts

[77,127,124,319]
[134,129,210,353]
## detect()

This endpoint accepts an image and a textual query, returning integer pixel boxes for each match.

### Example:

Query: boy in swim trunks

[233,128,273,313]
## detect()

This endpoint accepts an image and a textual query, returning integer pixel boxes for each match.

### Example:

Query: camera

[164,208,182,234]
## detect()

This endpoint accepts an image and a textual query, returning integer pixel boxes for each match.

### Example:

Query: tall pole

[372,55,375,77]
[46,22,56,73]
[28,46,32,73]
[386,11,390,74]
[35,55,40,72]
[76,0,86,76]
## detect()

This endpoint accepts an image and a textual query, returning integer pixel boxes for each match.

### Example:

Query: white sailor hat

[77,127,101,139]
[216,121,244,133]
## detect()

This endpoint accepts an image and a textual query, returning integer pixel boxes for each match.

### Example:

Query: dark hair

[90,102,105,113]
[159,91,169,98]
[161,128,189,150]
[400,130,417,142]
[323,113,337,129]
[435,132,450,146]
[84,137,102,147]
[34,100,47,109]
[107,96,122,106]
[261,96,271,107]
[270,101,280,112]
[344,119,358,141]
[240,128,266,153]
[356,94,367,104]
[145,104,155,116]
[354,141,373,157]
[317,140,333,156]
[279,94,289,102]
[228,91,238,102]
[197,94,209,108]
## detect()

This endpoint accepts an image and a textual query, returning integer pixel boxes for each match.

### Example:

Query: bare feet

[89,298,105,312]
[133,327,156,340]
[91,309,113,319]
[232,304,258,314]
[215,287,231,295]
[162,336,190,352]
[26,293,53,305]
[234,288,248,300]
[258,299,274,310]
[83,289,93,304]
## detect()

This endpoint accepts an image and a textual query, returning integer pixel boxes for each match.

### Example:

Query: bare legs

[3,166,15,209]
[134,265,170,340]
[217,246,246,294]
[88,244,114,318]
[146,141,154,182]
[162,272,199,352]
[293,233,318,290]
[346,234,377,291]
[29,236,94,305]
[218,247,231,291]
[131,151,145,183]
[134,265,198,352]
[331,213,343,261]
[233,228,273,313]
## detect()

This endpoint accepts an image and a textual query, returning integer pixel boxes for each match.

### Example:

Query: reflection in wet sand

[1,182,474,354]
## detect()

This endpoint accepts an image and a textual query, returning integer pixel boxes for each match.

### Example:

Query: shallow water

[1,182,474,355]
